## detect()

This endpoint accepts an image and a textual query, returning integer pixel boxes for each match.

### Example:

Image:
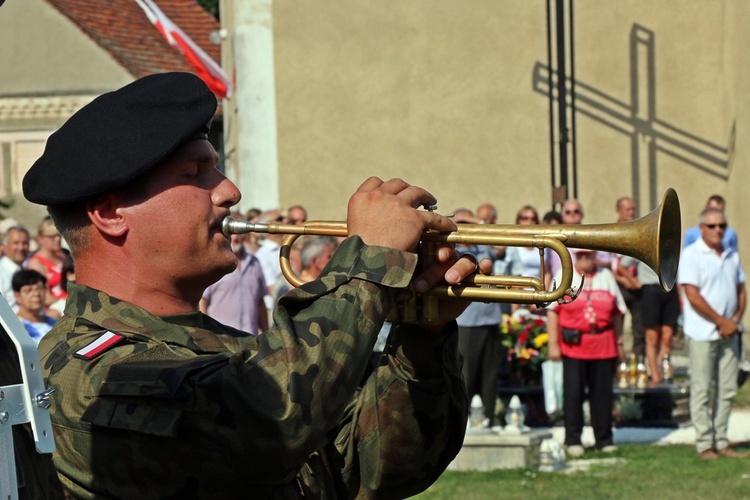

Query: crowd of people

[445,193,746,462]
[0,216,74,343]
[449,198,628,455]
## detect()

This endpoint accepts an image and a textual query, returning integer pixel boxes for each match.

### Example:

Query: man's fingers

[420,210,457,233]
[355,177,448,230]
[478,258,493,275]
[358,177,418,198]
[354,176,385,193]
[408,250,492,330]
[381,178,415,196]
[389,183,437,208]
[416,248,491,290]
[444,255,488,284]
[347,177,452,251]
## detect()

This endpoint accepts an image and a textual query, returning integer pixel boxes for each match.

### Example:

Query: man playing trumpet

[24,73,486,498]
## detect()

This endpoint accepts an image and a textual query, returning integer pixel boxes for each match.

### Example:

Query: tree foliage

[196,0,219,19]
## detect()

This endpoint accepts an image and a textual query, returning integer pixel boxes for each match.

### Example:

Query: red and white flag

[136,0,230,98]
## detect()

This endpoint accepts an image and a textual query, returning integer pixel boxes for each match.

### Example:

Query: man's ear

[86,195,129,237]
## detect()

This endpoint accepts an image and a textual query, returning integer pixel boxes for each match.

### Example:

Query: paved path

[541,409,750,447]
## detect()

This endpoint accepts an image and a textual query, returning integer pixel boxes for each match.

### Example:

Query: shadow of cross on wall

[533,23,734,213]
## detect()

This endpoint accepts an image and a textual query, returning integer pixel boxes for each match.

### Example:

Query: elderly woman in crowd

[547,248,626,458]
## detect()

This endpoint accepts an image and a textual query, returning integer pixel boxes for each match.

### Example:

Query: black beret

[23,72,217,205]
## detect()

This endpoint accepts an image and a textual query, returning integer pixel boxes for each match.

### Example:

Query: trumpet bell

[551,187,681,292]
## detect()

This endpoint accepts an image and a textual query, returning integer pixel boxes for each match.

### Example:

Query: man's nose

[212,176,242,208]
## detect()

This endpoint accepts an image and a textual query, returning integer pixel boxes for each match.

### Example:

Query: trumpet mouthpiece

[222,217,266,236]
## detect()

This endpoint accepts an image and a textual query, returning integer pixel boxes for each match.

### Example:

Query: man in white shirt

[0,226,30,309]
[678,207,747,459]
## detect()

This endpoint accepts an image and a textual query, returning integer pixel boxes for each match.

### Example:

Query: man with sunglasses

[561,199,584,225]
[684,195,747,387]
[684,194,738,252]
[679,207,747,459]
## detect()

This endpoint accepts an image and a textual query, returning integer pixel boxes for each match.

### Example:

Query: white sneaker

[600,445,618,453]
[566,445,585,458]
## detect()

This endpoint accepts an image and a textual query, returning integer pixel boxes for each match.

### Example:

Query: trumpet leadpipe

[222,218,348,238]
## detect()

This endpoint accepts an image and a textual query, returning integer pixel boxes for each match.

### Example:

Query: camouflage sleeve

[329,322,468,498]
[192,236,421,485]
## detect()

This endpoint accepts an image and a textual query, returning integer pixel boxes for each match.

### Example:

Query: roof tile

[44,0,222,81]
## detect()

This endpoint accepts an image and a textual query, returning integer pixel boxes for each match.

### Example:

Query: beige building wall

[724,0,750,260]
[0,0,132,95]
[221,0,750,267]
[0,1,745,270]
[271,1,551,221]
[573,2,736,224]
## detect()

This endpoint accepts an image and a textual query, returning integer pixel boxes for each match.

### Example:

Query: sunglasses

[518,215,537,222]
[564,209,582,215]
[703,223,727,230]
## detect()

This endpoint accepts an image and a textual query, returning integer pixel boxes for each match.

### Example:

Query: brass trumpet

[224,188,681,322]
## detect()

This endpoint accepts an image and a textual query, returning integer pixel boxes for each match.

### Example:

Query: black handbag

[561,328,582,345]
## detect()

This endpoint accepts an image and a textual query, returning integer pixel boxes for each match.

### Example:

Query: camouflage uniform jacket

[39,236,468,499]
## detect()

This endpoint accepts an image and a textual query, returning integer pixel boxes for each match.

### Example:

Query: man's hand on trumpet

[347,177,457,251]
[347,177,491,329]
[412,244,493,330]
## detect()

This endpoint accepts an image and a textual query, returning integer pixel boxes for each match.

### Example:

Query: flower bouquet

[500,308,548,385]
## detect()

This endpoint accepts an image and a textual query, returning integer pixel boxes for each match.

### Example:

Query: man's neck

[703,238,724,255]
[77,268,202,316]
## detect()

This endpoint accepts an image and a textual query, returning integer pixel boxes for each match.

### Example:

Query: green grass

[414,382,750,499]
[416,444,750,499]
